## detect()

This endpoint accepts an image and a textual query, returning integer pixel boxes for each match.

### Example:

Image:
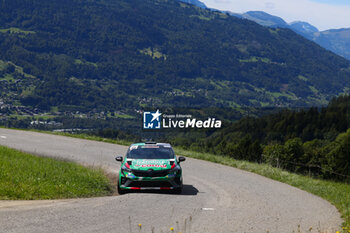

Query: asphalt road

[0,128,342,233]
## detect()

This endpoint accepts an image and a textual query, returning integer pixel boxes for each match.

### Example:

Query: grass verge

[174,148,350,231]
[0,145,114,200]
[53,132,131,146]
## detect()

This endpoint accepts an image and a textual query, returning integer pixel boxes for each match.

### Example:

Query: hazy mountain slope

[289,21,319,37]
[313,29,350,61]
[235,11,350,60]
[242,11,288,28]
[0,0,350,112]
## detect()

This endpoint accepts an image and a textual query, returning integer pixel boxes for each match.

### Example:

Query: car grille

[129,181,172,187]
[132,169,170,177]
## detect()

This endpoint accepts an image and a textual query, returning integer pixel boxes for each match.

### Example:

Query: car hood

[128,159,173,170]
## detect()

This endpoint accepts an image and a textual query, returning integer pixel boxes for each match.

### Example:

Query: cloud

[264,2,275,9]
[201,0,350,30]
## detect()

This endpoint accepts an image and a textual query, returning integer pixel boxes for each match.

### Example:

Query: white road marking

[0,136,7,139]
[201,208,215,211]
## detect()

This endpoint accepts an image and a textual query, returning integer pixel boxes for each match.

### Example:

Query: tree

[263,144,285,167]
[325,129,350,179]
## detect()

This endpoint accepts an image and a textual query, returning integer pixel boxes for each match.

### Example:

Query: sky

[200,0,350,31]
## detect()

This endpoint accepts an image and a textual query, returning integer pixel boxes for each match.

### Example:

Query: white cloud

[264,2,275,9]
[203,0,350,30]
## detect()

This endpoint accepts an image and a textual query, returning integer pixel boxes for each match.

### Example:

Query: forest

[169,95,350,181]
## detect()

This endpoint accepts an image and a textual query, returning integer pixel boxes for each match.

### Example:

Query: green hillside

[169,95,350,181]
[0,0,350,112]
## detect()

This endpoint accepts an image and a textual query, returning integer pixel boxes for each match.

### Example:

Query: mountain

[313,28,350,61]
[0,0,350,113]
[241,11,288,28]
[179,0,206,8]
[174,3,350,61]
[235,11,350,60]
[289,21,319,37]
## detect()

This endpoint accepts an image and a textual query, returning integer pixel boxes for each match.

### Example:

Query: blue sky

[201,0,350,30]
[312,0,350,5]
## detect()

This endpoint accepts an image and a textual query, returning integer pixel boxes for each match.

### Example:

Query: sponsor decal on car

[133,160,168,168]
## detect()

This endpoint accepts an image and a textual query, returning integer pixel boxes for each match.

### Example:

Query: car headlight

[169,165,180,174]
[121,165,132,175]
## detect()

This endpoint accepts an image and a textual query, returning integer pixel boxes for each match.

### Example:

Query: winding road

[0,128,342,233]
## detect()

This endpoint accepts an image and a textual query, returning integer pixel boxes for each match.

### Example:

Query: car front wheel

[117,180,127,195]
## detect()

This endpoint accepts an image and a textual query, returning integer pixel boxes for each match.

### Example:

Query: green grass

[114,114,135,119]
[174,148,350,231]
[139,47,167,60]
[52,132,132,146]
[5,114,56,121]
[8,114,30,120]
[69,76,84,86]
[239,56,271,63]
[195,15,212,21]
[298,75,308,81]
[0,60,7,70]
[0,27,35,35]
[309,85,319,94]
[0,60,36,79]
[0,74,15,82]
[269,28,279,35]
[267,90,298,100]
[179,2,190,8]
[107,112,135,119]
[0,145,114,200]
[74,59,98,68]
[33,114,56,120]
[21,85,36,96]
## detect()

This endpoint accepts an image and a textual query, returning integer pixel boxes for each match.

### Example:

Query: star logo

[150,109,161,122]
[143,110,162,129]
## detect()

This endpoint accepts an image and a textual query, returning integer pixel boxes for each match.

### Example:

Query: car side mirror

[178,156,186,163]
[115,156,123,162]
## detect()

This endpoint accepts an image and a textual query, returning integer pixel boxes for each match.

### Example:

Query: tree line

[169,95,350,181]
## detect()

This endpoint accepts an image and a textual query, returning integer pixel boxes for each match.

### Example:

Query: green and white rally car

[115,142,185,194]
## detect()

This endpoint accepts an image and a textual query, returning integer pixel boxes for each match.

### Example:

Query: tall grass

[0,145,114,200]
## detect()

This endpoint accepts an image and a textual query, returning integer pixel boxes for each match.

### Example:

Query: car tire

[172,178,183,194]
[117,181,127,195]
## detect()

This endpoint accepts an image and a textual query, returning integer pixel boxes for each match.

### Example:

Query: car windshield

[127,146,174,159]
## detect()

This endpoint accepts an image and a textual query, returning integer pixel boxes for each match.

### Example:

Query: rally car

[115,142,185,194]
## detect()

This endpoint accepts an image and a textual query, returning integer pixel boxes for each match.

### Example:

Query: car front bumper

[118,171,182,190]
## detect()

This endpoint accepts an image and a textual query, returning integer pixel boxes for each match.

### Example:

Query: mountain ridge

[181,0,350,60]
[0,0,350,113]
[228,10,350,60]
